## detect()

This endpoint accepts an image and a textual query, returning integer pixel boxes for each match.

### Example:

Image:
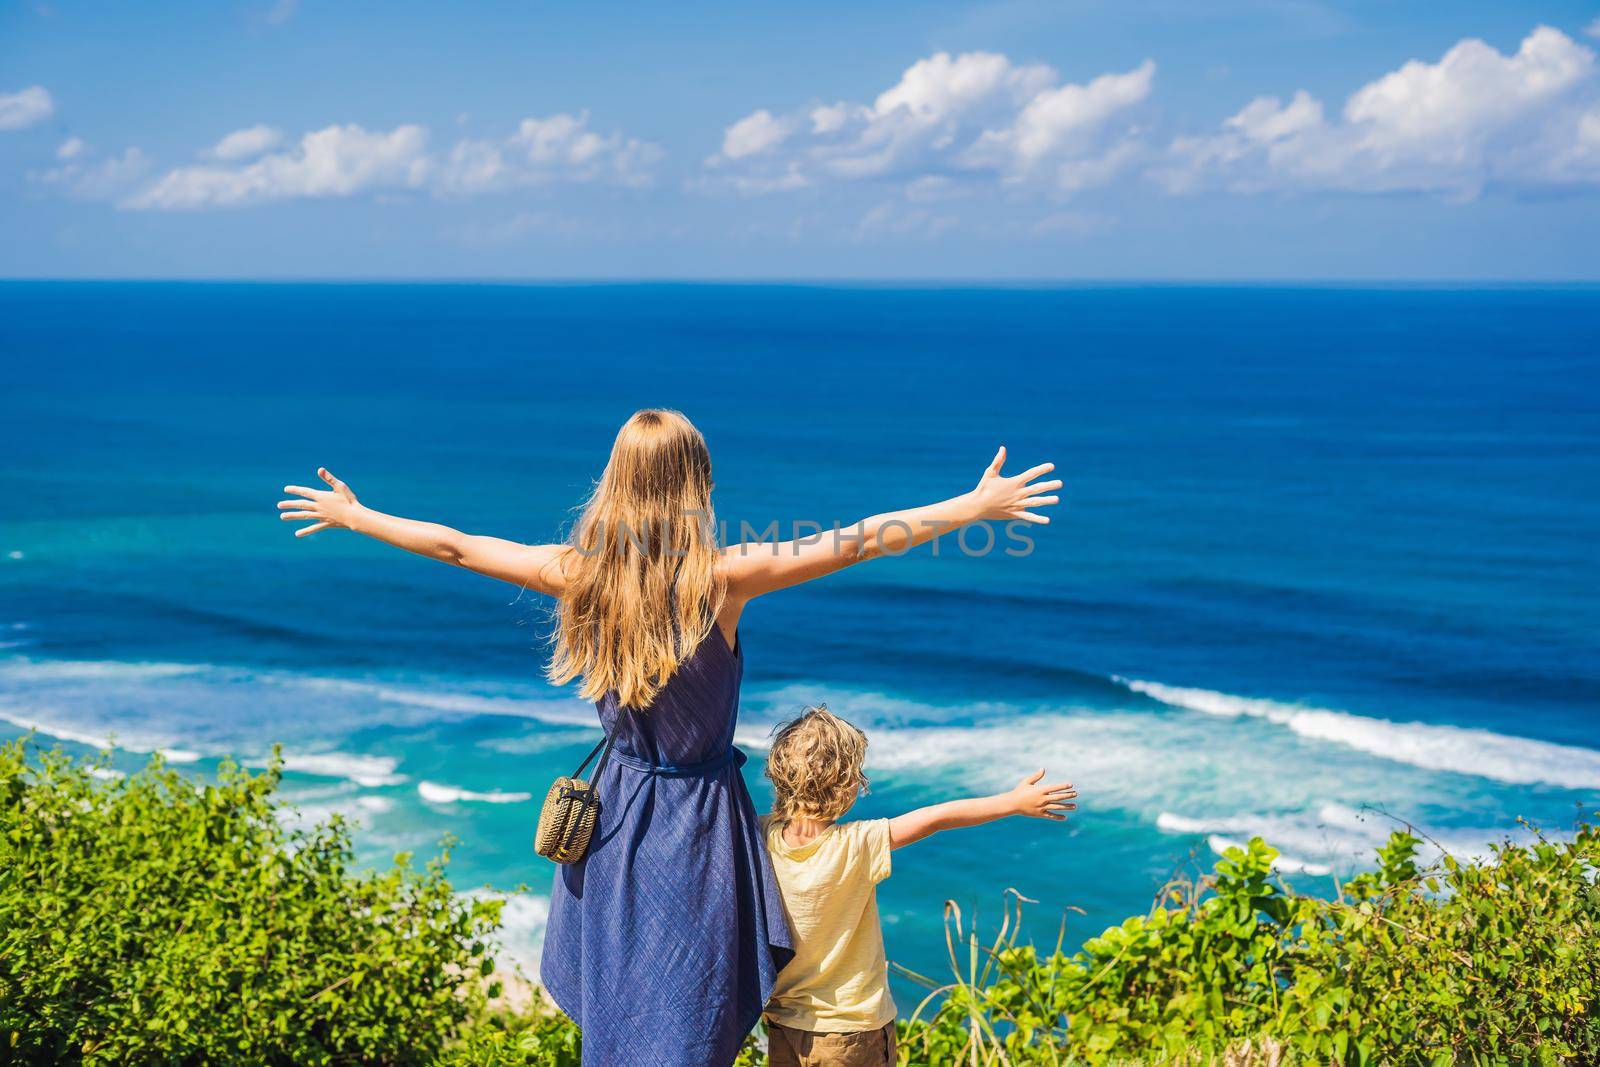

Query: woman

[278,410,1059,1065]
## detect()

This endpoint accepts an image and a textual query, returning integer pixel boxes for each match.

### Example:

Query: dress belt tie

[609,746,746,777]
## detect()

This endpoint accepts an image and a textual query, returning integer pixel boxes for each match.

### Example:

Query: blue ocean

[2,282,1597,991]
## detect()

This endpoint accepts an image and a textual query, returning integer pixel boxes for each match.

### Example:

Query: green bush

[434,1008,582,1067]
[0,738,501,1065]
[899,823,1600,1065]
[6,738,1596,1065]
[439,1008,770,1067]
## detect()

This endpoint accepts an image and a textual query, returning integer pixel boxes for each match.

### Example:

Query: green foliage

[0,738,501,1065]
[6,738,1596,1066]
[899,823,1600,1065]
[435,1008,582,1067]
[436,1010,774,1067]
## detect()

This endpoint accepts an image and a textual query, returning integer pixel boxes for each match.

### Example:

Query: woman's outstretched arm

[721,447,1060,601]
[279,468,568,595]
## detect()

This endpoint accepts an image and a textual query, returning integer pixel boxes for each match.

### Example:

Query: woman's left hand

[970,447,1063,525]
[278,468,363,537]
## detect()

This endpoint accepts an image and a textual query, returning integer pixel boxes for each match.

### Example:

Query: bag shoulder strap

[573,707,630,783]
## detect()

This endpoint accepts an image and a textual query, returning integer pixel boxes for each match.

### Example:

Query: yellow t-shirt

[762,815,897,1033]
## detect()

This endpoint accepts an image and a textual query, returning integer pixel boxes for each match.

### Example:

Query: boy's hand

[1007,769,1077,821]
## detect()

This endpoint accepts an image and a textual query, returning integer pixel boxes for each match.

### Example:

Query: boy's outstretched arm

[888,770,1077,850]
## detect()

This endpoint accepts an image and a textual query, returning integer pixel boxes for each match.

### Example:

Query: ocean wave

[744,681,1027,730]
[290,676,598,727]
[1157,805,1382,868]
[1204,834,1332,877]
[274,778,396,825]
[0,656,205,682]
[1158,803,1378,852]
[1119,677,1600,791]
[274,751,407,788]
[418,780,533,804]
[1,653,598,734]
[1155,804,1527,871]
[0,709,202,763]
[479,730,602,755]
[462,889,548,976]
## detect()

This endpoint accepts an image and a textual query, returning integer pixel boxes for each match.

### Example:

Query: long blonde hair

[548,409,724,708]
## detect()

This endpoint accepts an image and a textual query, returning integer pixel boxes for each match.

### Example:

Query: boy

[761,705,1077,1067]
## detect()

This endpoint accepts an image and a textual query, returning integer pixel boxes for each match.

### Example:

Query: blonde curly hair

[765,705,869,823]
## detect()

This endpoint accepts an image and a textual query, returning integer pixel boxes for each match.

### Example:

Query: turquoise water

[2,281,1598,988]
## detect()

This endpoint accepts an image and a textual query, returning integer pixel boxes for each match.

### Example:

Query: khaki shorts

[766,1019,896,1067]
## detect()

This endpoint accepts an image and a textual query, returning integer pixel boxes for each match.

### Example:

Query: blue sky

[4,1,1600,280]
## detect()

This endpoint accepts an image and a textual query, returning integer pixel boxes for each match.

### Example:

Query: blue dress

[541,630,795,1066]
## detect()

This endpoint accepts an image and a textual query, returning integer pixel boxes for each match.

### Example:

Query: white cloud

[977,61,1154,169]
[438,112,662,194]
[1031,209,1116,237]
[706,50,1154,196]
[262,0,297,25]
[444,210,687,247]
[718,109,793,160]
[1524,103,1600,184]
[124,112,662,210]
[33,143,151,200]
[1228,90,1324,143]
[1164,25,1600,198]
[0,85,54,131]
[1586,17,1600,40]
[207,124,283,160]
[125,124,431,209]
[857,200,960,240]
[903,175,966,203]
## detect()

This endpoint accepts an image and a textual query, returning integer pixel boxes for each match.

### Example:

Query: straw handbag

[534,727,617,865]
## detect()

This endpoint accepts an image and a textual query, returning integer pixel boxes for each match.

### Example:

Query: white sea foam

[744,682,1024,729]
[462,889,549,976]
[479,730,601,755]
[89,766,126,781]
[1204,834,1332,877]
[732,727,773,752]
[275,751,406,788]
[1119,677,1600,790]
[0,709,202,762]
[1157,806,1380,870]
[293,676,597,727]
[1156,803,1528,872]
[0,656,204,682]
[418,780,533,804]
[1157,804,1378,856]
[276,782,395,828]
[0,711,121,750]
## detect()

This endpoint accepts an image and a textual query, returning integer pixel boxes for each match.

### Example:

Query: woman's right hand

[970,447,1063,524]
[278,468,363,537]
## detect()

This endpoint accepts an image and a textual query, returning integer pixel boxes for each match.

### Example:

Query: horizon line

[4,276,1600,289]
